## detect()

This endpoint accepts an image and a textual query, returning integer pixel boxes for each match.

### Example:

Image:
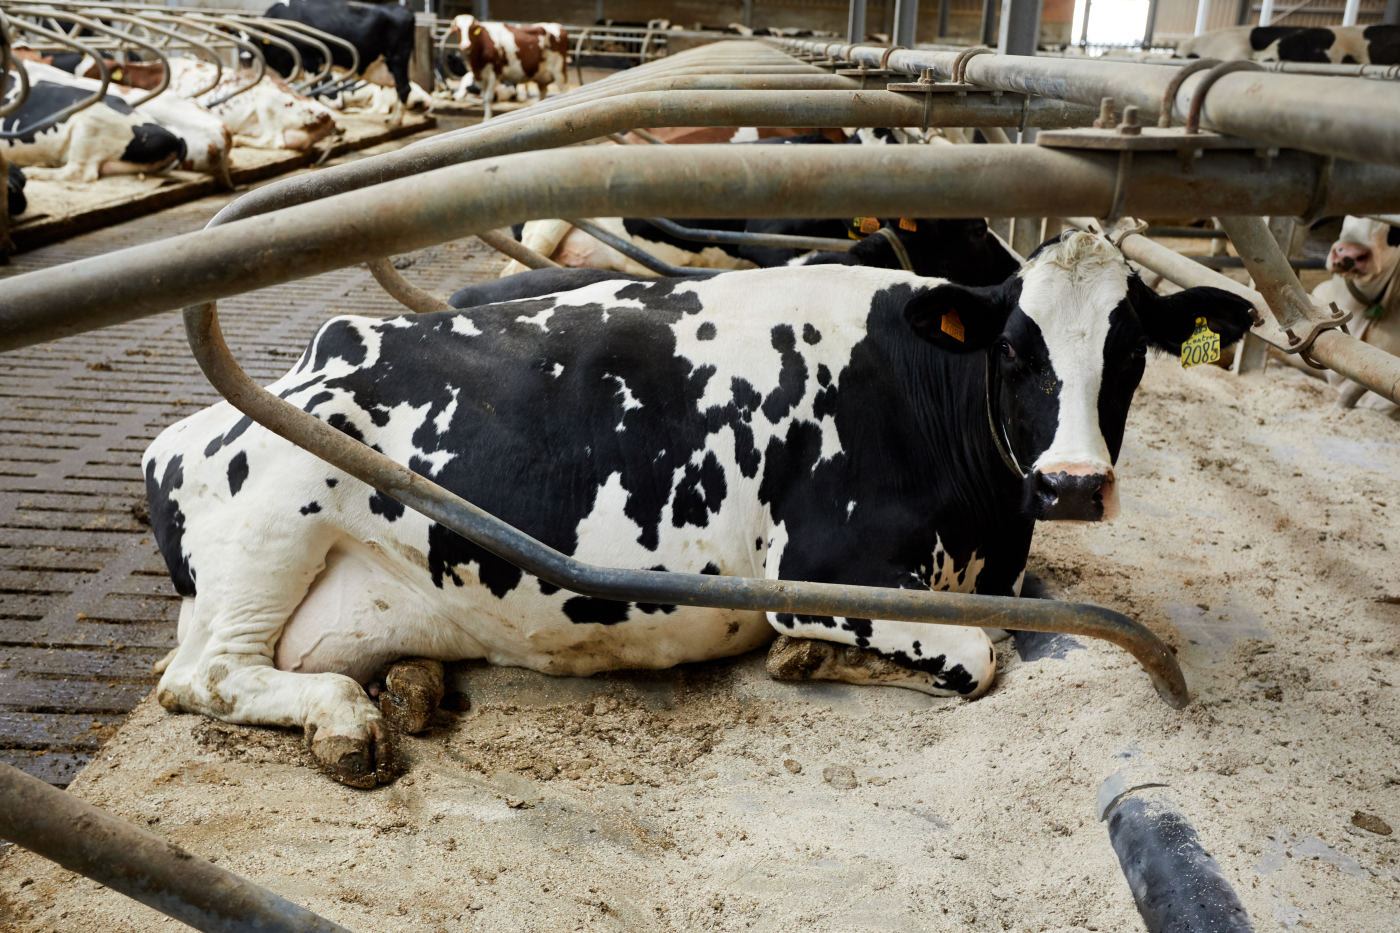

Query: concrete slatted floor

[0,139,504,784]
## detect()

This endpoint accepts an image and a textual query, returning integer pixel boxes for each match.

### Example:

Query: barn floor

[1,222,1397,929]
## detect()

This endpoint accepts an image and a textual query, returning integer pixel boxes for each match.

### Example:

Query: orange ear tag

[941,310,965,342]
[898,217,918,232]
[858,217,880,235]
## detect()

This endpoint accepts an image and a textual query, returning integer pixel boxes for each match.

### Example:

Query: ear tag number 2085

[1180,317,1221,369]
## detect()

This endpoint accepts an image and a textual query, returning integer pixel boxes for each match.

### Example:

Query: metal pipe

[778,39,1400,166]
[180,298,1189,708]
[476,227,561,269]
[10,144,1400,350]
[568,217,710,276]
[365,258,452,313]
[0,762,352,933]
[1217,215,1323,336]
[640,216,855,252]
[1068,220,1400,405]
[8,6,172,106]
[0,15,111,139]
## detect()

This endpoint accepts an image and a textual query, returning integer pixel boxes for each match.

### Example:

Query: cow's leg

[764,613,996,698]
[454,71,472,101]
[157,577,394,788]
[481,72,496,120]
[375,658,444,734]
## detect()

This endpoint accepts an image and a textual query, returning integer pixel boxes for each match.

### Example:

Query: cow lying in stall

[1178,24,1400,64]
[20,61,233,185]
[1310,216,1400,414]
[0,72,185,182]
[143,232,1254,787]
[261,0,418,126]
[447,15,568,119]
[169,58,337,152]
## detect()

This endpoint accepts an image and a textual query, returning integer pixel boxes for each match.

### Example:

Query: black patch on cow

[8,162,26,217]
[326,477,339,487]
[671,451,727,528]
[312,319,368,371]
[1274,28,1335,63]
[802,323,822,345]
[613,278,709,313]
[761,325,807,423]
[121,122,184,166]
[1249,25,1306,51]
[226,451,249,496]
[326,412,366,443]
[203,435,224,458]
[1387,225,1400,248]
[701,562,720,575]
[755,538,764,551]
[145,456,195,597]
[300,502,322,515]
[368,490,405,521]
[1364,25,1400,65]
[563,596,631,625]
[449,268,646,308]
[843,617,874,647]
[697,322,717,341]
[881,648,980,693]
[538,580,559,595]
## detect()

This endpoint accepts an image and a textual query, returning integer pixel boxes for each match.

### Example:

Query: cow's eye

[997,339,1016,360]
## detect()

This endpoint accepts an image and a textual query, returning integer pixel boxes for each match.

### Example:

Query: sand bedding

[0,353,1397,933]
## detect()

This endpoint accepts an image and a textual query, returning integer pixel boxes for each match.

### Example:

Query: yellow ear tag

[858,217,880,235]
[941,310,965,343]
[112,68,123,82]
[471,25,482,35]
[1180,317,1220,369]
[898,217,918,232]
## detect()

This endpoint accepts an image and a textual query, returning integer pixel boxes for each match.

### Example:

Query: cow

[0,76,185,182]
[447,15,568,119]
[15,48,170,91]
[1178,24,1400,65]
[262,0,416,125]
[330,79,432,116]
[142,232,1256,787]
[1309,216,1400,414]
[20,61,233,185]
[169,59,337,152]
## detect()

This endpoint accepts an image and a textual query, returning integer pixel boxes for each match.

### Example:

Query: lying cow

[447,15,569,118]
[22,61,232,185]
[143,232,1254,787]
[1178,24,1400,64]
[1309,216,1400,413]
[0,77,185,182]
[331,79,432,116]
[169,58,336,151]
[262,0,417,124]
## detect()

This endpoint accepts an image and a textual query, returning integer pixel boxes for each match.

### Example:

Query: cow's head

[1327,216,1400,288]
[905,231,1255,521]
[448,14,481,48]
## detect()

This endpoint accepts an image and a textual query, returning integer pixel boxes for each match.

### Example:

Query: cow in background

[1,76,185,182]
[447,15,568,119]
[262,0,417,124]
[1178,25,1400,64]
[169,59,336,152]
[1309,216,1400,414]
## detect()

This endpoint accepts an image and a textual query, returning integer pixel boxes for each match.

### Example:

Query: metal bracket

[835,62,897,89]
[887,71,1007,131]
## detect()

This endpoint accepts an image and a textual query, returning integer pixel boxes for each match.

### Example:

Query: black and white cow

[262,0,416,123]
[1,77,185,182]
[143,233,1254,787]
[1178,24,1400,64]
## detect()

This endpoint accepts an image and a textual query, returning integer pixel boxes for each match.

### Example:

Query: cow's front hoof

[378,658,444,734]
[765,634,836,681]
[308,718,395,788]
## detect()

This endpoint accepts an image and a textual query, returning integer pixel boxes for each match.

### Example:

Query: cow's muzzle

[1028,466,1117,522]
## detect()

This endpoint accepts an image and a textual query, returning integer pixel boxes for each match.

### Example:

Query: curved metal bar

[0,15,109,139]
[641,215,854,252]
[9,6,170,106]
[189,12,300,86]
[141,12,263,103]
[567,216,712,276]
[75,7,225,91]
[476,227,561,269]
[0,762,353,933]
[262,18,359,96]
[1158,57,1217,128]
[0,14,32,119]
[365,257,453,313]
[228,14,331,93]
[181,293,1189,708]
[1185,60,1262,135]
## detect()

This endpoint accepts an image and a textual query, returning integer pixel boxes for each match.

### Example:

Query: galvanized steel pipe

[779,39,1400,166]
[7,144,1400,349]
[0,762,352,933]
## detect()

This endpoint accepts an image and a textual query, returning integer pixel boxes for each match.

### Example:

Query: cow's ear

[1127,276,1257,354]
[904,280,1016,352]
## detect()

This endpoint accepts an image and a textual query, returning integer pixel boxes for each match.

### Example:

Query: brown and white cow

[1309,216,1400,414]
[447,15,568,119]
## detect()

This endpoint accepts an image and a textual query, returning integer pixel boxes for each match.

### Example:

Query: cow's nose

[1329,244,1371,275]
[1029,469,1113,522]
